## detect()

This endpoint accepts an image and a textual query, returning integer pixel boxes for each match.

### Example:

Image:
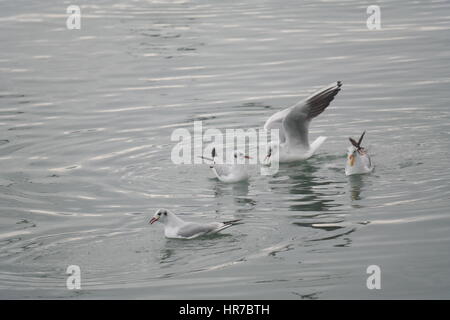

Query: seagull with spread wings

[264,81,342,164]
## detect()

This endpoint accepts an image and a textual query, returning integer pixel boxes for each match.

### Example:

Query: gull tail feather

[214,219,243,233]
[222,219,243,226]
[309,136,327,155]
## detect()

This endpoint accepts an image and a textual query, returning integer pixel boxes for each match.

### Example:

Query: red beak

[244,155,252,159]
[149,217,158,224]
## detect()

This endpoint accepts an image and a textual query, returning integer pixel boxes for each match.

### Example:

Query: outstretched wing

[357,131,366,146]
[282,81,342,147]
[264,108,290,143]
[349,131,366,150]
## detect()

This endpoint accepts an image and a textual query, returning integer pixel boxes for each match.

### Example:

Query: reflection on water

[159,248,175,265]
[1,0,450,299]
[270,161,344,213]
[348,174,365,201]
[212,180,256,214]
[213,180,250,198]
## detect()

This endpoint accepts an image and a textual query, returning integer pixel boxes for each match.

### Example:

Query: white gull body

[149,209,242,239]
[202,149,250,183]
[345,131,374,176]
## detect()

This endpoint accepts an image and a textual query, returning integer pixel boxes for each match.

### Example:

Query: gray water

[1,0,450,299]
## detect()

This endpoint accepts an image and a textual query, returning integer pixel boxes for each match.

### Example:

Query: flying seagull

[264,81,342,164]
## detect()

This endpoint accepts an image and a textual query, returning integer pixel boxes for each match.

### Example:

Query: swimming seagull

[345,131,374,176]
[263,81,343,164]
[149,209,242,239]
[200,147,251,183]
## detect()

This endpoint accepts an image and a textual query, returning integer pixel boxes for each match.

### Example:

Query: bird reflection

[348,174,365,201]
[269,161,340,212]
[159,239,202,266]
[212,180,255,212]
[269,159,355,247]
[159,247,174,265]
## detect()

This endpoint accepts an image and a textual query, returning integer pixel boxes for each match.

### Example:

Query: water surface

[1,0,450,299]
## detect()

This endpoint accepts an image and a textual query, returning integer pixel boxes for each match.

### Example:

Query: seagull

[263,81,342,164]
[345,131,374,176]
[149,209,242,239]
[200,147,251,183]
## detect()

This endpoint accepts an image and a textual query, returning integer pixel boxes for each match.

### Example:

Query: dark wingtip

[349,131,366,149]
[337,81,342,88]
[223,219,243,225]
[357,131,366,147]
[212,147,216,158]
[349,137,359,148]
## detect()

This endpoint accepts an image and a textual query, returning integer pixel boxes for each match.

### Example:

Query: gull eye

[163,211,167,216]
[157,212,162,216]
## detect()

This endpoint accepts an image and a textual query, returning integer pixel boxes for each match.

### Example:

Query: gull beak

[149,217,158,224]
[244,155,252,159]
[348,154,355,167]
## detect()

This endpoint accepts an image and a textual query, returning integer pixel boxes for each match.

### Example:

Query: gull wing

[282,81,342,147]
[176,222,218,238]
[211,164,233,179]
[264,108,290,143]
[177,219,242,239]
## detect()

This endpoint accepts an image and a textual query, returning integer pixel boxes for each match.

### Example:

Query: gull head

[233,151,251,161]
[232,151,251,165]
[149,208,170,225]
